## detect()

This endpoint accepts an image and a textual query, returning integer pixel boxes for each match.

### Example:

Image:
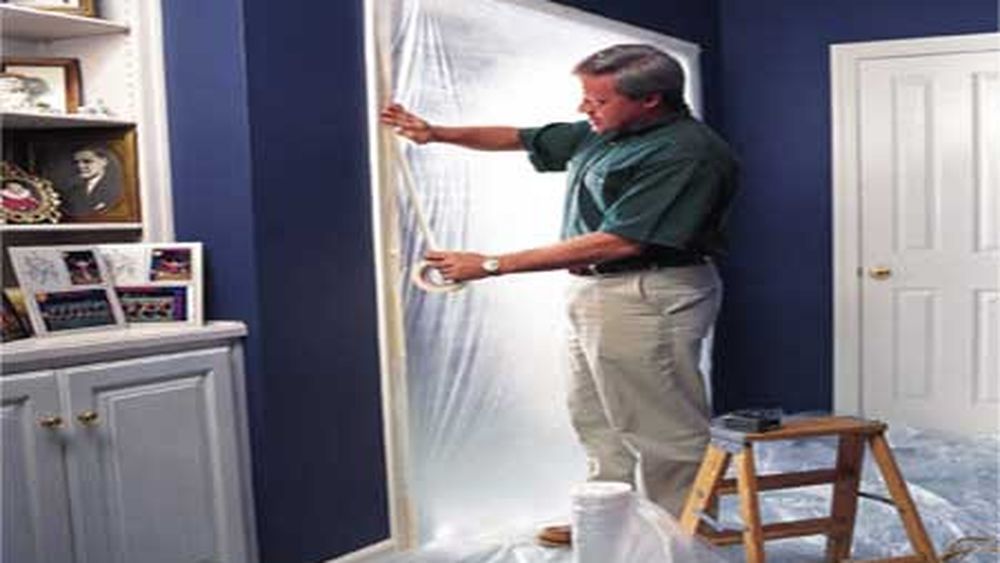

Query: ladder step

[717,469,839,495]
[701,517,834,546]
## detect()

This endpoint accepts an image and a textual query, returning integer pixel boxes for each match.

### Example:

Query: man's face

[73,150,108,180]
[577,73,657,134]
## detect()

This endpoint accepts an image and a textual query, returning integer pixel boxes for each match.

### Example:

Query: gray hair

[573,44,688,114]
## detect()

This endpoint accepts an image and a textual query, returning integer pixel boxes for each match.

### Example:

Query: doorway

[832,33,1000,435]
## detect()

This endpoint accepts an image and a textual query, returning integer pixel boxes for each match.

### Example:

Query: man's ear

[641,92,663,110]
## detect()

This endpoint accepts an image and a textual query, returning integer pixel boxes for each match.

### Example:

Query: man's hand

[424,250,493,282]
[380,103,434,144]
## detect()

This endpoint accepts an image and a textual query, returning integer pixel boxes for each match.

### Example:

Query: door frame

[830,32,1000,416]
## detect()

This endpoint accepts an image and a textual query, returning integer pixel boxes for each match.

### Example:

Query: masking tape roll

[411,259,466,294]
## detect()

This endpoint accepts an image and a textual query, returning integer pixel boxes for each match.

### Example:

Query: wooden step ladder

[678,416,939,562]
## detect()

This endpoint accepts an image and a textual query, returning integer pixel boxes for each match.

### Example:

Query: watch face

[482,258,500,273]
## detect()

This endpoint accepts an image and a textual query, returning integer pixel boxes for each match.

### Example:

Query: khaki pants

[566,264,721,516]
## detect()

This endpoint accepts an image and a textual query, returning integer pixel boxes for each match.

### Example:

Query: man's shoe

[536,524,571,547]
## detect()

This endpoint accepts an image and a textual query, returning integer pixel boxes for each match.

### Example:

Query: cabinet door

[1,371,73,563]
[62,348,250,563]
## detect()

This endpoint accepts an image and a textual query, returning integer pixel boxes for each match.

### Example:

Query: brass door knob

[869,266,892,280]
[38,415,64,429]
[76,410,100,426]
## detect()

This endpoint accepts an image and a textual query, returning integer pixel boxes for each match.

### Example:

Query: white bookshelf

[0,4,129,40]
[1,110,134,128]
[1,2,174,241]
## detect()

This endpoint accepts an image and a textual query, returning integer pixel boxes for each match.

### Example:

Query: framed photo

[21,127,140,223]
[1,290,31,342]
[1,58,82,113]
[1,161,62,223]
[99,242,204,325]
[0,0,96,17]
[7,244,126,336]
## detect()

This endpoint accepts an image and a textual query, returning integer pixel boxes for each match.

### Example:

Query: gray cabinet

[1,323,257,563]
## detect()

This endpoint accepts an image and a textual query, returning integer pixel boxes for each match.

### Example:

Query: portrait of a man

[20,127,140,223]
[59,146,124,215]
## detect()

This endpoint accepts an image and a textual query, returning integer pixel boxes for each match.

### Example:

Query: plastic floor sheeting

[375,425,999,562]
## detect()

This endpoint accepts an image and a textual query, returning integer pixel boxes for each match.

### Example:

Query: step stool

[678,416,938,563]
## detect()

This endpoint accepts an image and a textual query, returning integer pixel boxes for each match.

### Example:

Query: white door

[858,42,999,434]
[62,348,249,563]
[1,371,73,563]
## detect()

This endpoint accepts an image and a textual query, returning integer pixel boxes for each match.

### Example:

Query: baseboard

[327,539,396,562]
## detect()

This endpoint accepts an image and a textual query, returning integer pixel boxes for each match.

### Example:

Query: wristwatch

[481,256,501,275]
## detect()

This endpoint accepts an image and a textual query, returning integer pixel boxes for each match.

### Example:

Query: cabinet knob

[76,410,100,427]
[38,415,64,429]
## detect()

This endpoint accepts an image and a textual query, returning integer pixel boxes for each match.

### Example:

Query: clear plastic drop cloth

[371,1,1000,561]
[377,0,703,551]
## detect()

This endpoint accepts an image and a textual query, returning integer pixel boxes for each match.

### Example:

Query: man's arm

[380,103,522,151]
[424,232,645,282]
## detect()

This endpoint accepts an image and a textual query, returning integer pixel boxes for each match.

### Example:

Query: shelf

[1,223,143,232]
[0,4,129,40]
[1,111,134,129]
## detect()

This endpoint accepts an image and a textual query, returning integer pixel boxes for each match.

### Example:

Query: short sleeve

[518,121,592,172]
[600,157,731,249]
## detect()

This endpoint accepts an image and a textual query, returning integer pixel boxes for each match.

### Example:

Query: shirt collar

[605,110,687,141]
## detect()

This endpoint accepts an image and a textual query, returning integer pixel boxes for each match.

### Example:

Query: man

[381,44,738,537]
[60,147,122,216]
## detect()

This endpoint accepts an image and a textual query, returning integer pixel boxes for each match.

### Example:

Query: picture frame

[20,127,141,223]
[1,160,62,223]
[98,242,204,325]
[0,0,96,18]
[7,244,127,336]
[1,58,82,114]
[1,290,31,342]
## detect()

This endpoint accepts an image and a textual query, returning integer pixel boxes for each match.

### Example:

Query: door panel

[62,348,248,563]
[1,371,73,563]
[860,49,1000,434]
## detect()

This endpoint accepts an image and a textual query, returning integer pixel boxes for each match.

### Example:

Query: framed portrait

[21,127,140,223]
[99,242,204,325]
[0,0,96,17]
[1,58,82,113]
[7,244,126,336]
[1,161,61,223]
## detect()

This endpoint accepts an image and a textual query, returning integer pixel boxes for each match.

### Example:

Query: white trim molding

[830,32,1000,416]
[327,539,396,563]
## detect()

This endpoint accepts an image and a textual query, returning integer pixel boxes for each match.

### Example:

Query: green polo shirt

[518,114,739,255]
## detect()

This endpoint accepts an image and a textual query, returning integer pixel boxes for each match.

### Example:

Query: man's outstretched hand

[380,103,434,144]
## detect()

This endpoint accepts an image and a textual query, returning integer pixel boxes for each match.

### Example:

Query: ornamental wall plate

[1,161,61,224]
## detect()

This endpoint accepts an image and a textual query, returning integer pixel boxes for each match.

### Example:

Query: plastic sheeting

[374,424,999,562]
[380,0,702,547]
[374,1,999,561]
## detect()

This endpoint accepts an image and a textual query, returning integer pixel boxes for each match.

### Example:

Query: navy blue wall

[239,0,387,561]
[713,0,998,412]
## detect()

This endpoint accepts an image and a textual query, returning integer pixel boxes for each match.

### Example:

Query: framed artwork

[99,242,204,325]
[1,290,31,342]
[20,127,140,223]
[1,161,62,223]
[0,0,96,17]
[7,244,126,336]
[0,58,82,113]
